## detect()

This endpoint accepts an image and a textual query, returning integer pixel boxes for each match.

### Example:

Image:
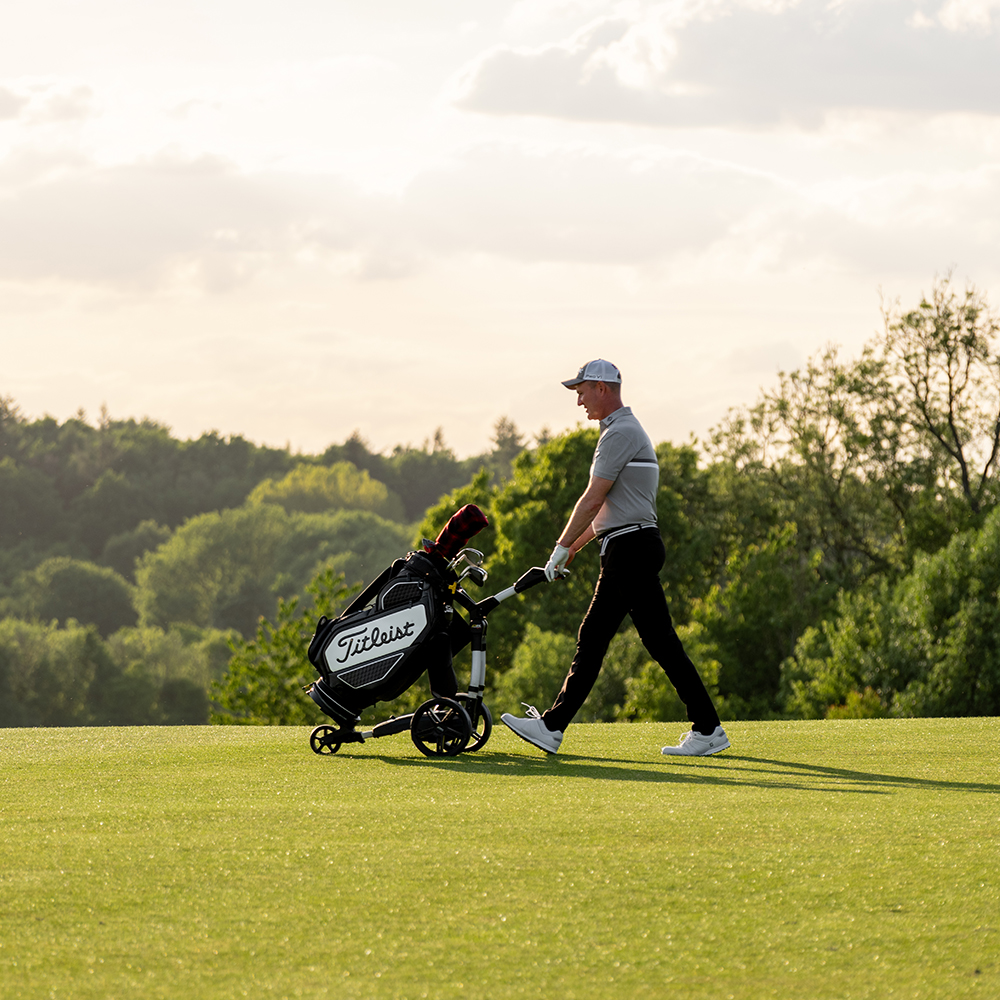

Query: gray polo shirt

[590,406,659,536]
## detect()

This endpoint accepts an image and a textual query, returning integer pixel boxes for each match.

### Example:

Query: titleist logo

[328,604,428,668]
[335,621,416,663]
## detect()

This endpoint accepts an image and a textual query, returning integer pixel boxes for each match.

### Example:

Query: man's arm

[558,475,614,551]
[544,474,614,581]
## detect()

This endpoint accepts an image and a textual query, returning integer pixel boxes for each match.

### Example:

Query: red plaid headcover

[426,504,489,559]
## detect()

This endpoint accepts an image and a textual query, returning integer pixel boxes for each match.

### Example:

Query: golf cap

[562,359,622,388]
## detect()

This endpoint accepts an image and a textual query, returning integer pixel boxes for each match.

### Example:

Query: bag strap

[338,559,402,618]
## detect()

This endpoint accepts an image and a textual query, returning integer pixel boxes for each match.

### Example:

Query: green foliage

[105,625,235,691]
[879,276,1000,517]
[212,567,354,725]
[653,440,731,622]
[709,276,1000,587]
[5,275,1000,726]
[824,688,888,719]
[0,406,294,536]
[0,617,235,727]
[278,509,413,597]
[134,504,410,636]
[0,618,154,726]
[617,622,724,723]
[135,503,291,635]
[100,519,172,582]
[323,428,484,522]
[783,505,1000,718]
[491,623,576,719]
[688,523,834,717]
[248,462,405,521]
[7,556,137,637]
[484,416,528,485]
[707,347,904,590]
[0,456,63,546]
[71,469,147,556]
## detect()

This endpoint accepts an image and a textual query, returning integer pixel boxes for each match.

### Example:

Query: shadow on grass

[337,749,1000,796]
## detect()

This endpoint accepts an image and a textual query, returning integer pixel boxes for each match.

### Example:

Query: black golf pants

[542,529,721,735]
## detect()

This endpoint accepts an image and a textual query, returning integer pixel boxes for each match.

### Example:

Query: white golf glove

[544,543,571,582]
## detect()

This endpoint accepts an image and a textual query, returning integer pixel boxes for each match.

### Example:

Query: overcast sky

[2,0,998,456]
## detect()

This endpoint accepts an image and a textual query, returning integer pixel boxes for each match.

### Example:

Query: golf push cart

[304,504,563,758]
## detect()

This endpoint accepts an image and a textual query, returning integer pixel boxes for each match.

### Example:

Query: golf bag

[306,505,489,727]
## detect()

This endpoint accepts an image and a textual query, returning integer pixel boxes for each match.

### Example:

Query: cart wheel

[456,695,493,752]
[310,725,343,755]
[410,698,472,757]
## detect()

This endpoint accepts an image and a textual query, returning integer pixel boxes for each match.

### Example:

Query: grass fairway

[1,719,998,999]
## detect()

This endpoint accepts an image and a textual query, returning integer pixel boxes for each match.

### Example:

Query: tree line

[4,275,1000,727]
[0,406,526,725]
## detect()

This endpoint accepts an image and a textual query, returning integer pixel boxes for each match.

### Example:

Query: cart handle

[471,565,567,617]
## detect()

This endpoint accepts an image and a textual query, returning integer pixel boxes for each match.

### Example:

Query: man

[501,359,730,757]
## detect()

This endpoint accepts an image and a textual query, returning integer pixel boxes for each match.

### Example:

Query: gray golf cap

[562,359,622,388]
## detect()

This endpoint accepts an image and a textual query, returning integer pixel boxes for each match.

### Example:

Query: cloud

[0,142,785,288]
[0,152,414,289]
[404,144,783,263]
[0,81,97,124]
[453,0,1000,128]
[936,0,1000,31]
[0,87,29,121]
[0,140,996,292]
[29,85,96,124]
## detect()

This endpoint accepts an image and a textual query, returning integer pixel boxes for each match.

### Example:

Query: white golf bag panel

[320,585,432,687]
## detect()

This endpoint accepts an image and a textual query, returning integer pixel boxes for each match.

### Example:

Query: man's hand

[544,543,571,582]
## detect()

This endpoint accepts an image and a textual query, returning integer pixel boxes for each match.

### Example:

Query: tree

[617,622,724,723]
[696,277,1000,717]
[687,524,833,717]
[212,567,353,725]
[0,618,159,726]
[134,501,412,637]
[105,624,234,692]
[654,440,728,623]
[708,346,905,589]
[782,504,1000,719]
[491,623,647,723]
[72,469,147,555]
[101,520,172,582]
[135,503,292,634]
[486,416,526,484]
[247,462,405,521]
[491,624,576,720]
[709,276,1000,583]
[876,275,1000,519]
[324,428,485,522]
[0,458,63,547]
[10,557,137,637]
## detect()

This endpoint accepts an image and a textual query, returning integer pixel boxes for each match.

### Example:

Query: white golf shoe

[661,725,731,757]
[501,705,563,754]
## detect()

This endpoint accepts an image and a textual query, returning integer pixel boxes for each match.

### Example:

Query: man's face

[575,381,608,420]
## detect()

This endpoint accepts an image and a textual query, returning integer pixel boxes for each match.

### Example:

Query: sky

[1,0,999,457]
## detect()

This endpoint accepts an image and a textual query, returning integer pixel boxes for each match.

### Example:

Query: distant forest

[0,400,529,726]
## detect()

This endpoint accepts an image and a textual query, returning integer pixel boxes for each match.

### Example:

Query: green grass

[1,718,998,999]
